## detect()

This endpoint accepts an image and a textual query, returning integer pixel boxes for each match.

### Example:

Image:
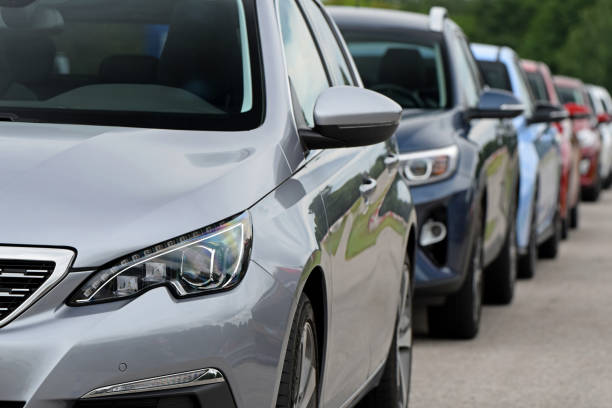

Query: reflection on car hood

[0,122,290,267]
[395,109,460,153]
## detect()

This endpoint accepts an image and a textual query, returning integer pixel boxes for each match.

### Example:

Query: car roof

[470,43,517,64]
[520,59,540,73]
[328,6,433,33]
[553,75,584,88]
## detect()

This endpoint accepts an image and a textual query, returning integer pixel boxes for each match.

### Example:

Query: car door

[450,30,513,263]
[294,1,406,405]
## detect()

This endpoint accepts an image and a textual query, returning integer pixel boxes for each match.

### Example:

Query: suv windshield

[0,0,262,130]
[557,86,585,105]
[343,32,449,110]
[526,71,550,102]
[478,61,512,92]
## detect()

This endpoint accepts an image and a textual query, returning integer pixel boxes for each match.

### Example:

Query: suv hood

[395,109,460,153]
[0,123,290,267]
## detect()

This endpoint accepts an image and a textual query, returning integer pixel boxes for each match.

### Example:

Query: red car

[554,75,602,204]
[522,60,581,236]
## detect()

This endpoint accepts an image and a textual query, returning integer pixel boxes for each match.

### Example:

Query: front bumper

[0,261,288,408]
[412,172,476,297]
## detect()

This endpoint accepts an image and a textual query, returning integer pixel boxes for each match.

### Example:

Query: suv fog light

[420,220,447,247]
[580,158,591,175]
[81,368,225,399]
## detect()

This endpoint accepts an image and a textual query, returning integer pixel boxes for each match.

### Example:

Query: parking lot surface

[411,191,612,407]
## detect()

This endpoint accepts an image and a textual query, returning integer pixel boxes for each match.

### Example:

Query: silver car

[0,0,417,407]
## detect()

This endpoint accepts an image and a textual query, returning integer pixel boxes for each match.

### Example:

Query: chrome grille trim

[0,247,75,329]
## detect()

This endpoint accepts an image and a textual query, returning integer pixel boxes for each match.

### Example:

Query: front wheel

[518,201,537,279]
[361,256,412,407]
[539,209,561,259]
[428,214,483,339]
[484,202,517,305]
[570,204,579,229]
[276,294,319,408]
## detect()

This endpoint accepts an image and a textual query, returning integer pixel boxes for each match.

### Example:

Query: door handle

[359,177,377,197]
[384,154,400,168]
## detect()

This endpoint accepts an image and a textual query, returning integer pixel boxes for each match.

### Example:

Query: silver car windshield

[0,0,262,130]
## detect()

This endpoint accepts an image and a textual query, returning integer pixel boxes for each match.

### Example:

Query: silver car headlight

[400,145,459,185]
[69,213,252,305]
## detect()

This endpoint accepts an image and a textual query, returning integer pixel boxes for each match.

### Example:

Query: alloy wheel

[292,322,317,408]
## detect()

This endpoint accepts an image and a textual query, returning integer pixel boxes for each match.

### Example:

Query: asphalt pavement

[410,190,612,408]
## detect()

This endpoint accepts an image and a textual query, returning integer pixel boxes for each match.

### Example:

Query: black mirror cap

[301,121,399,150]
[468,88,525,120]
[529,101,569,124]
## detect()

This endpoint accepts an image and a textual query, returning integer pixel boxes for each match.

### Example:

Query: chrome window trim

[81,368,225,399]
[0,246,75,329]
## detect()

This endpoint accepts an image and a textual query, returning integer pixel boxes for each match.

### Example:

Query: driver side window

[278,0,330,128]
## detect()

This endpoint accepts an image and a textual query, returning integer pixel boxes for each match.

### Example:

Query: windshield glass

[526,71,550,102]
[478,61,512,92]
[344,32,449,110]
[0,0,262,130]
[557,85,585,105]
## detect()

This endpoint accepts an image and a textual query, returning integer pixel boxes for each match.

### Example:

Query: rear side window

[478,61,512,92]
[526,71,550,102]
[343,33,449,109]
[278,0,330,127]
[300,0,354,86]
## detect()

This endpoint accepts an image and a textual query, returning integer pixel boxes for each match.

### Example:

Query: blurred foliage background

[324,0,612,90]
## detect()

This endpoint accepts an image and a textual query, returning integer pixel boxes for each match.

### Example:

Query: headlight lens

[69,213,252,305]
[400,145,459,185]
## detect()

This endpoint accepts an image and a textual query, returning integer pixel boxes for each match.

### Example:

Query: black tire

[570,204,579,229]
[361,256,412,408]
[604,172,612,189]
[539,209,561,259]
[276,294,319,408]
[484,202,517,305]
[582,172,601,202]
[428,213,483,340]
[561,217,569,240]
[518,201,537,279]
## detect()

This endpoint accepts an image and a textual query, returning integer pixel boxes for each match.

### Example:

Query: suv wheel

[484,201,517,305]
[570,204,579,229]
[361,256,412,408]
[583,171,602,202]
[276,294,319,408]
[539,209,561,259]
[518,201,537,279]
[428,212,483,339]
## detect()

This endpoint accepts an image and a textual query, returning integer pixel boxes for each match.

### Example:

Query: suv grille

[0,260,56,321]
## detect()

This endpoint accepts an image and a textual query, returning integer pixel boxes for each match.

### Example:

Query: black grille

[0,259,55,321]
[0,402,25,408]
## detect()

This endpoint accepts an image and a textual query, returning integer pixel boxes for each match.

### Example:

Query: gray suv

[0,0,417,408]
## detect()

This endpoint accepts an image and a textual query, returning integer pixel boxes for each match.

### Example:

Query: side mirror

[301,86,402,150]
[597,112,612,124]
[564,103,590,119]
[529,101,569,124]
[467,88,525,120]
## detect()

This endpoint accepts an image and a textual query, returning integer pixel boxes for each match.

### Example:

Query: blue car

[472,43,563,278]
[331,7,526,339]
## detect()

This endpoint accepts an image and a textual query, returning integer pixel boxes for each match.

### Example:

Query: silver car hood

[0,122,291,267]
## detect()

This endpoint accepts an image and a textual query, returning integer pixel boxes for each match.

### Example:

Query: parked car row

[0,1,608,408]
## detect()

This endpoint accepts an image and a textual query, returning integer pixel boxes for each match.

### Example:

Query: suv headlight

[400,145,459,185]
[69,213,252,305]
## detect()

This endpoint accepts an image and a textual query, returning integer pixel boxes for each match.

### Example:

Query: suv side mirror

[468,88,525,120]
[301,86,402,150]
[529,101,569,124]
[564,103,591,119]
